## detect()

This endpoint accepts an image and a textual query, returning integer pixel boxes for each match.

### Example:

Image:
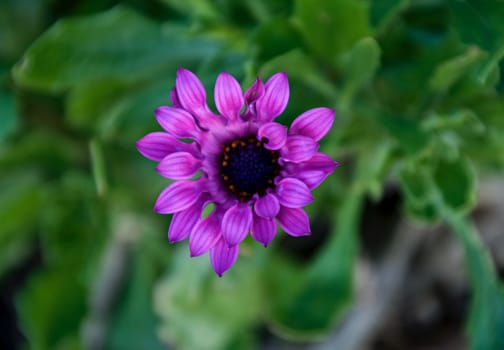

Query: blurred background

[1,0,504,349]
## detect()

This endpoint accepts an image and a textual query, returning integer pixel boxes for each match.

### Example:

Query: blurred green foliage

[1,0,504,349]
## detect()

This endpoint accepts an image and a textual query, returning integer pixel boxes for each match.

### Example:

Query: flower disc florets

[136,68,339,276]
[219,136,280,201]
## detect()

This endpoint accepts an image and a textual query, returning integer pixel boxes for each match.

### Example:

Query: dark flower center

[219,136,280,201]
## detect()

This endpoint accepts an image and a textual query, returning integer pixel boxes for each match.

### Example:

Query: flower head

[136,68,338,276]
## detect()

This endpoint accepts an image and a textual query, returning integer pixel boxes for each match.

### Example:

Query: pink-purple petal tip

[156,152,201,180]
[154,180,202,214]
[257,122,287,150]
[215,71,244,121]
[290,107,335,141]
[251,214,276,247]
[256,72,289,122]
[222,204,252,247]
[210,238,239,277]
[189,211,221,257]
[281,135,319,163]
[276,178,314,208]
[176,68,207,114]
[277,206,311,237]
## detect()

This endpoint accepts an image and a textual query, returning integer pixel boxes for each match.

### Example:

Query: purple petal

[242,78,265,121]
[175,68,207,114]
[210,238,239,277]
[168,197,206,243]
[215,71,244,121]
[135,132,198,162]
[244,78,264,105]
[189,211,221,257]
[154,180,203,214]
[222,204,252,246]
[170,88,181,108]
[251,214,276,247]
[290,107,335,141]
[155,106,199,139]
[301,153,339,173]
[284,153,338,189]
[257,122,287,150]
[276,178,313,208]
[256,72,289,122]
[295,170,330,190]
[254,193,280,218]
[277,206,311,237]
[156,152,201,180]
[281,135,319,162]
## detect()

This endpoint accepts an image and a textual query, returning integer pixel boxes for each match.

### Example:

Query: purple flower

[136,68,338,276]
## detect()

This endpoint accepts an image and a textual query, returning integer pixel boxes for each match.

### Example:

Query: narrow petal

[155,106,199,139]
[284,153,338,189]
[222,204,252,246]
[189,211,221,257]
[301,153,339,173]
[170,88,181,108]
[257,122,287,150]
[251,214,276,247]
[168,197,206,243]
[276,178,313,208]
[210,238,239,277]
[175,68,207,114]
[215,71,244,121]
[295,170,329,190]
[154,180,203,214]
[256,72,289,122]
[254,193,280,218]
[281,135,319,162]
[135,132,198,161]
[242,78,265,121]
[244,78,264,105]
[156,152,201,180]
[277,206,311,237]
[290,107,335,141]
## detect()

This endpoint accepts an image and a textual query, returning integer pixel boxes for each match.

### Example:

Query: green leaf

[0,0,45,59]
[399,156,476,220]
[342,37,381,90]
[377,114,428,154]
[270,146,391,336]
[432,156,476,213]
[0,172,42,244]
[17,265,87,350]
[258,49,338,113]
[340,37,381,110]
[370,0,409,29]
[441,213,504,350]
[422,109,485,134]
[294,0,371,66]
[398,163,440,222]
[448,0,504,52]
[12,6,221,91]
[40,171,106,265]
[66,76,171,141]
[399,164,431,207]
[0,129,84,171]
[65,78,129,131]
[271,190,362,336]
[252,18,302,63]
[154,246,264,350]
[0,172,42,277]
[0,67,17,142]
[448,0,504,84]
[429,47,484,93]
[105,248,164,350]
[160,0,220,22]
